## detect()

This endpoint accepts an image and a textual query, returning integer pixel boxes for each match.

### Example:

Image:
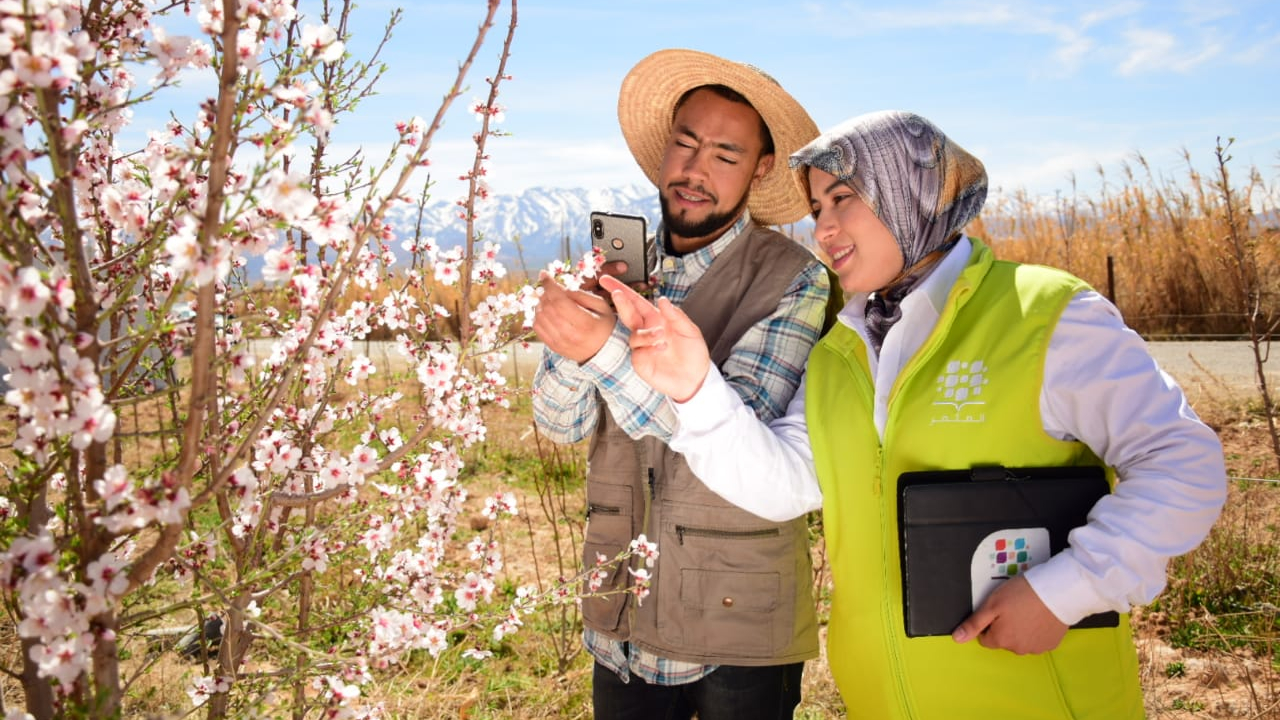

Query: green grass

[1151,483,1280,657]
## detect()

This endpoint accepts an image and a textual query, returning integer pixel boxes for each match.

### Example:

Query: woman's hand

[599,275,710,403]
[952,575,1070,655]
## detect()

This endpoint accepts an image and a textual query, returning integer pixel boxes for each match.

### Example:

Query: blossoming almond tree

[0,1,653,718]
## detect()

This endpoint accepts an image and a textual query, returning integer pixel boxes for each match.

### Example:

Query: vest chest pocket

[655,513,796,658]
[581,481,637,637]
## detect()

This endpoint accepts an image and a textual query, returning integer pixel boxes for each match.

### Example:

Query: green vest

[806,240,1143,719]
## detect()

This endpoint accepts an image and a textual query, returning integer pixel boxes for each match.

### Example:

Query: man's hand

[582,260,656,302]
[599,275,709,403]
[533,272,617,364]
[952,574,1070,655]
[606,259,659,297]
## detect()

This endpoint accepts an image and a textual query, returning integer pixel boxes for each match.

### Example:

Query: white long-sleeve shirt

[668,235,1227,625]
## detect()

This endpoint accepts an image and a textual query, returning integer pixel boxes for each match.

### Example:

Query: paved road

[508,340,1277,398]
[8,339,1266,399]
[1143,340,1277,398]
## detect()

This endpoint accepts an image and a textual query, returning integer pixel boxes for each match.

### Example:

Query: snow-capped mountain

[382,183,818,276]
[383,183,663,275]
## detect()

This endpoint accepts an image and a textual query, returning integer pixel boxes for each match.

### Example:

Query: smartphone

[590,211,654,287]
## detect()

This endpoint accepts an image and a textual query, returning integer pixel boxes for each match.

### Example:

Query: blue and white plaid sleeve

[720,261,831,421]
[577,322,679,441]
[530,325,679,444]
[531,346,602,444]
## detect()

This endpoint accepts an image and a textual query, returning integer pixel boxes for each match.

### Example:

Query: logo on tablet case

[932,359,989,425]
[969,527,1050,609]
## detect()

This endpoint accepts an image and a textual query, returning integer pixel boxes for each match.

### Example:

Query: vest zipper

[675,526,779,545]
[880,462,914,717]
[586,503,620,518]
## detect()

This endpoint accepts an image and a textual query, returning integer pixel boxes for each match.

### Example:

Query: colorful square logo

[969,527,1051,610]
[989,538,1034,575]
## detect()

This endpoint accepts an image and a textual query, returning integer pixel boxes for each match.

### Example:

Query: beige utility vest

[581,223,829,666]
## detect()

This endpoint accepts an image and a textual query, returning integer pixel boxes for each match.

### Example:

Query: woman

[599,110,1226,719]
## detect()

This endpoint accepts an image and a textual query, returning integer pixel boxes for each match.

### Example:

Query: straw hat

[617,48,819,227]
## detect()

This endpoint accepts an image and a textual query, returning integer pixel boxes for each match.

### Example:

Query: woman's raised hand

[599,275,710,403]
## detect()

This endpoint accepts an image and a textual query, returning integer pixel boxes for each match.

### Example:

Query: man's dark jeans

[591,660,804,720]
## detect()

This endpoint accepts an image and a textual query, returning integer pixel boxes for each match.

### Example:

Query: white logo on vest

[931,359,989,424]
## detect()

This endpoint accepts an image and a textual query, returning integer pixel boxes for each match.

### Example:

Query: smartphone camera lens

[592,219,604,239]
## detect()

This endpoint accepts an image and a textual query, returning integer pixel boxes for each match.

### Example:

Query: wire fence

[1230,476,1280,485]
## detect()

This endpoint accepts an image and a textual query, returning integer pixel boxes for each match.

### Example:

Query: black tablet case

[897,466,1120,637]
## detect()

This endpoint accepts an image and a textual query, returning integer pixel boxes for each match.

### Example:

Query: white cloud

[797,2,1111,76]
[483,138,647,195]
[1231,32,1280,64]
[321,136,648,201]
[987,144,1133,198]
[1174,0,1238,26]
[1117,28,1223,75]
[1079,2,1144,29]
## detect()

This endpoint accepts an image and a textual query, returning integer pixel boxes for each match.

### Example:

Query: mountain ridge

[386,183,661,274]
[385,183,818,275]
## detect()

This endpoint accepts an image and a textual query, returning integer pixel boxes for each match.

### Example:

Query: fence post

[1106,255,1116,304]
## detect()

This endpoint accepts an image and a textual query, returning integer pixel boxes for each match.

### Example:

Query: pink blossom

[300,24,343,63]
[415,351,457,397]
[7,326,53,366]
[186,675,231,707]
[9,49,54,88]
[492,607,523,642]
[301,537,330,573]
[452,571,494,612]
[261,247,296,284]
[629,567,653,605]
[468,99,505,124]
[93,465,132,512]
[66,393,116,450]
[148,26,208,81]
[318,456,351,490]
[31,633,94,693]
[628,534,660,568]
[8,267,50,319]
[349,444,379,475]
[163,215,200,275]
[259,169,318,221]
[481,491,518,520]
[317,674,361,702]
[86,552,129,599]
[344,354,375,385]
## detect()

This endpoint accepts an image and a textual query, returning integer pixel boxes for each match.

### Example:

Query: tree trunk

[20,636,56,720]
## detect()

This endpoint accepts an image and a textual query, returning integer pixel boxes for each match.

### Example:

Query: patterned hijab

[789,110,988,353]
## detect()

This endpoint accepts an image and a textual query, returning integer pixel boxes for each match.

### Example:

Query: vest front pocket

[655,512,796,658]
[580,481,636,637]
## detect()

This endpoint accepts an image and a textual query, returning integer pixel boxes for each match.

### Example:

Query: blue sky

[206,1,1280,207]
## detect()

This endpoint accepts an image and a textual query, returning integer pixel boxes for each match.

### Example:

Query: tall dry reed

[971,149,1279,339]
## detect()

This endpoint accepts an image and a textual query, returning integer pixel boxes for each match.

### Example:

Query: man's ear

[753,153,775,184]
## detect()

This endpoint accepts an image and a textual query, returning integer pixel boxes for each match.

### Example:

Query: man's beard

[659,186,750,241]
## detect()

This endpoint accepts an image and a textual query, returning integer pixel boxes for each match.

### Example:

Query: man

[532,49,836,719]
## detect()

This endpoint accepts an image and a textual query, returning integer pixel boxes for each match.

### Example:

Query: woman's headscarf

[789,110,988,353]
